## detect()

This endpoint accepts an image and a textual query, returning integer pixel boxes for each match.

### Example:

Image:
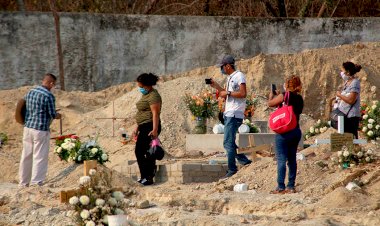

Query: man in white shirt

[209,55,252,178]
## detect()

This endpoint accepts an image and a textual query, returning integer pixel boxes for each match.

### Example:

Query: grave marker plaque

[330,133,353,152]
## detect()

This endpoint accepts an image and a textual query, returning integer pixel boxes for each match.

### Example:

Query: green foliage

[245,93,258,118]
[243,119,260,133]
[0,132,8,145]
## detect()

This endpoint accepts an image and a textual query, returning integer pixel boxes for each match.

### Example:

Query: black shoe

[137,178,143,183]
[220,171,237,180]
[140,178,154,186]
[243,160,252,166]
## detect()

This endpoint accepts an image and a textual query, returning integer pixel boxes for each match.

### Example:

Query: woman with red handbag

[267,76,304,194]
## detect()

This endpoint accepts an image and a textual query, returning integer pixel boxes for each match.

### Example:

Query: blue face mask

[138,87,149,95]
[221,67,227,75]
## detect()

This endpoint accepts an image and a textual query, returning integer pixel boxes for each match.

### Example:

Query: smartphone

[271,84,277,95]
[205,78,212,84]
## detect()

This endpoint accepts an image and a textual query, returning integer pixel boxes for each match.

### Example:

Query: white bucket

[107,215,128,226]
[233,183,248,192]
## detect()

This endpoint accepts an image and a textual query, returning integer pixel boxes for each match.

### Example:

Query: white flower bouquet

[304,119,330,140]
[331,145,376,169]
[68,169,128,225]
[54,134,81,162]
[242,119,260,133]
[360,100,380,141]
[54,134,109,164]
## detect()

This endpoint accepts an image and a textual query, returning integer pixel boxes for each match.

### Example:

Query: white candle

[338,116,344,134]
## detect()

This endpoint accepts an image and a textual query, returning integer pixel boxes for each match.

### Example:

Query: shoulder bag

[268,92,297,134]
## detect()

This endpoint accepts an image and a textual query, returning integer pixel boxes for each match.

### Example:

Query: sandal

[270,188,285,194]
[285,188,296,193]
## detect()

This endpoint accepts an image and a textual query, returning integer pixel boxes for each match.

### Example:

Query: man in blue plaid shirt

[19,73,61,187]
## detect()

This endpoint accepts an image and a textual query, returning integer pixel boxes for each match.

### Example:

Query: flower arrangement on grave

[0,132,8,146]
[67,168,128,226]
[245,93,259,118]
[54,134,81,162]
[183,89,219,134]
[76,137,109,165]
[331,145,376,169]
[183,90,219,119]
[242,119,260,133]
[54,135,109,164]
[360,100,380,141]
[304,119,330,140]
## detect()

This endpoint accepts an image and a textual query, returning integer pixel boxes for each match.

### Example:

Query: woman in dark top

[267,75,304,194]
[133,73,162,186]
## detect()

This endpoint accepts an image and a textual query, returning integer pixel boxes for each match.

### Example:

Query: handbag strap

[283,91,290,106]
[344,99,357,116]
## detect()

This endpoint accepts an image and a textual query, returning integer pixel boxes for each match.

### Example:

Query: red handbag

[268,92,297,134]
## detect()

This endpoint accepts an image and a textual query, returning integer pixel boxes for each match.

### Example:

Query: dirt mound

[0,42,379,225]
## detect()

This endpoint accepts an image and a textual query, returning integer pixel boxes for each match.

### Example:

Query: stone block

[182,163,202,171]
[171,162,184,172]
[201,164,223,172]
[186,133,304,155]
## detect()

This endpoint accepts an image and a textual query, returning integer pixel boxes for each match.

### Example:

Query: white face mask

[340,71,350,81]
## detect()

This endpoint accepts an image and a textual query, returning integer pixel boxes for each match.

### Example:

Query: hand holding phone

[205,78,212,84]
[271,84,277,95]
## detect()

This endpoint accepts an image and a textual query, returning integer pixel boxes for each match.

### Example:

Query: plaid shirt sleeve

[24,86,57,131]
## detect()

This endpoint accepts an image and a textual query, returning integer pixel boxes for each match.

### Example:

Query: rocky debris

[136,200,150,209]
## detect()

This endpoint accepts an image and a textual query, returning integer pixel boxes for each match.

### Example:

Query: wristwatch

[227,91,231,96]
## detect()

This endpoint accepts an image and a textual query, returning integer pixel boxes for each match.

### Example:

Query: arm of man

[148,102,161,138]
[46,96,60,119]
[209,79,229,98]
[229,83,247,98]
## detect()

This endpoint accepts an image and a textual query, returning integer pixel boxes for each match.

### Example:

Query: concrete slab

[186,133,303,155]
[119,161,229,184]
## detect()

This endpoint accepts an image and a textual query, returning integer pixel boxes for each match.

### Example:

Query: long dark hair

[136,73,159,86]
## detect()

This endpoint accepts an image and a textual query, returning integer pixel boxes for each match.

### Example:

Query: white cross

[314,116,367,145]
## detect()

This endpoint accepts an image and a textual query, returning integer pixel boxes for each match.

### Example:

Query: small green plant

[0,132,8,145]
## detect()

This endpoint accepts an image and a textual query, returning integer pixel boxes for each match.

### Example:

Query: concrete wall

[0,12,379,91]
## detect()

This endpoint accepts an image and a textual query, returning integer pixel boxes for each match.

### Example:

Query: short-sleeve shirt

[24,86,57,131]
[135,89,162,125]
[338,79,360,118]
[224,70,246,119]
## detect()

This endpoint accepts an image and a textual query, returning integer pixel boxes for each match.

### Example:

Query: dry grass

[1,0,379,17]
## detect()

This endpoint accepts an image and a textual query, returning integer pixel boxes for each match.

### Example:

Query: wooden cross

[314,116,367,149]
[237,135,272,161]
[95,101,127,137]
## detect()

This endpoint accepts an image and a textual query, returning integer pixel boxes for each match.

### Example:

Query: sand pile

[0,42,379,225]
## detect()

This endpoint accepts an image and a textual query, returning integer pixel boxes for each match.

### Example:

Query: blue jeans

[224,116,251,173]
[275,127,301,190]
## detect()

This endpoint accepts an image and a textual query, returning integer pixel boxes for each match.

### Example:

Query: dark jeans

[344,117,360,139]
[135,121,161,181]
[223,116,251,173]
[275,127,301,190]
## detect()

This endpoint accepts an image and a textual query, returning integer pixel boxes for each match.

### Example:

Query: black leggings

[344,117,360,139]
[135,121,161,180]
